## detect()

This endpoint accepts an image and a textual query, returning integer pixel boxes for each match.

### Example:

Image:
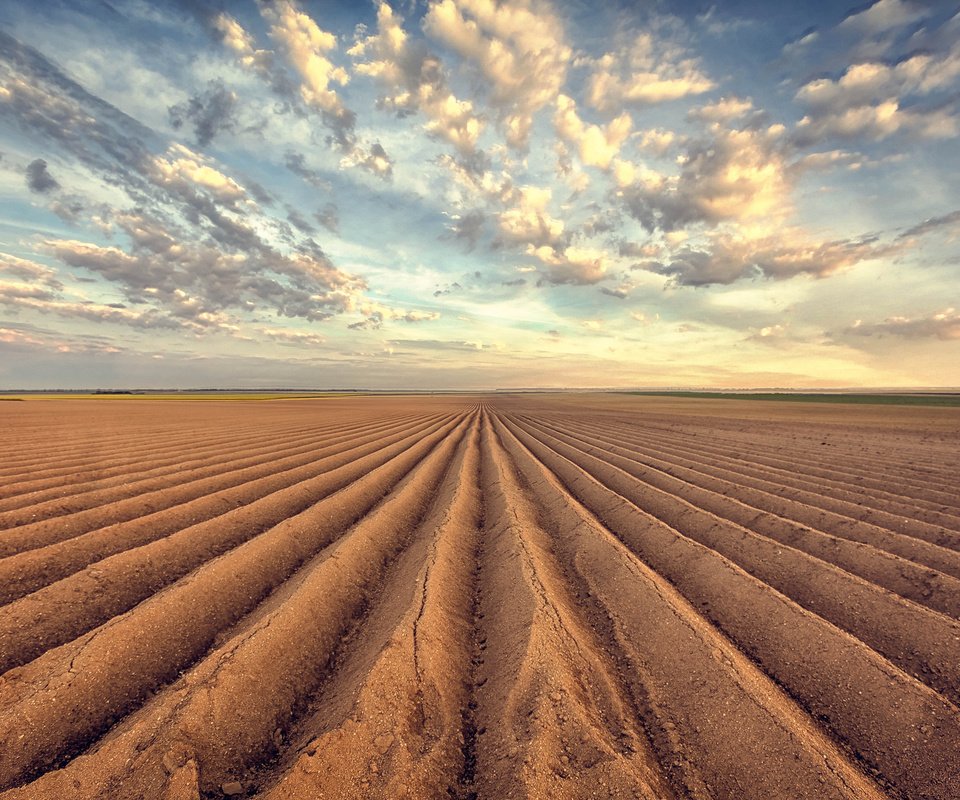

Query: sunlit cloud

[0,0,957,388]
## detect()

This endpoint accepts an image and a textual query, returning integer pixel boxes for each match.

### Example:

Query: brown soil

[1,394,959,800]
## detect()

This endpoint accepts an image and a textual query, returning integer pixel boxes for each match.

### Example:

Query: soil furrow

[252,411,484,799]
[498,412,960,800]
[543,414,960,541]
[0,413,446,561]
[0,413,470,791]
[488,411,886,800]
[0,413,419,511]
[507,414,960,706]
[465,412,671,799]
[525,414,960,608]
[0,413,435,531]
[0,409,476,800]
[0,414,447,604]
[551,415,960,528]
[0,415,458,672]
[558,411,960,509]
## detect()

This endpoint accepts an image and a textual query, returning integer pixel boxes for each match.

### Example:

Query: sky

[0,0,958,389]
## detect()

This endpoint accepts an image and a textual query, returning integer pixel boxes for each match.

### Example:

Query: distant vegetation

[622,392,960,407]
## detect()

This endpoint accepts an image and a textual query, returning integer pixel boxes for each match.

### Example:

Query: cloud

[635,128,678,155]
[497,185,566,248]
[352,302,441,329]
[25,158,60,193]
[897,209,960,239]
[839,0,924,35]
[582,31,714,112]
[216,3,392,177]
[259,0,352,129]
[599,286,628,299]
[688,96,754,122]
[792,37,960,144]
[257,326,326,347]
[41,209,366,326]
[213,10,301,106]
[284,150,331,188]
[621,124,791,231]
[0,253,63,289]
[554,94,632,170]
[339,140,394,178]
[314,203,340,234]
[286,206,315,233]
[0,31,156,193]
[150,143,247,205]
[423,0,571,149]
[844,308,960,340]
[640,228,905,286]
[350,1,484,158]
[386,337,486,352]
[445,209,486,251]
[0,279,187,330]
[0,321,130,355]
[168,79,238,146]
[527,244,609,285]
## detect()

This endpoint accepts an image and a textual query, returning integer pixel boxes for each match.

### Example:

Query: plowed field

[2,394,959,800]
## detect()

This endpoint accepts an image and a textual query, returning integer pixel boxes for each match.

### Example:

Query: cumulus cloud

[350,1,484,158]
[554,94,632,170]
[527,244,609,285]
[688,96,754,122]
[168,79,238,146]
[260,0,352,131]
[339,140,394,178]
[792,37,960,144]
[636,129,678,156]
[844,308,960,340]
[496,186,566,248]
[150,143,247,206]
[582,31,714,113]
[26,158,60,193]
[215,4,392,177]
[423,0,571,149]
[622,124,791,231]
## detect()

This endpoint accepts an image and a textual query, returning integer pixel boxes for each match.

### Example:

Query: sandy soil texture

[1,394,959,800]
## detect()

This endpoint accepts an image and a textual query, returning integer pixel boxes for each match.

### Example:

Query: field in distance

[1,393,959,799]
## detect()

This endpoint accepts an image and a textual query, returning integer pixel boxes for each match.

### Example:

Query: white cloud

[423,0,571,149]
[526,244,609,285]
[497,185,565,247]
[261,0,350,116]
[150,144,247,206]
[553,94,632,170]
[582,31,714,112]
[688,96,753,122]
[622,124,791,231]
[350,0,484,157]
[839,0,924,35]
[793,42,960,144]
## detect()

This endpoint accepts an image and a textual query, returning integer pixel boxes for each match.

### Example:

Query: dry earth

[1,394,959,799]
